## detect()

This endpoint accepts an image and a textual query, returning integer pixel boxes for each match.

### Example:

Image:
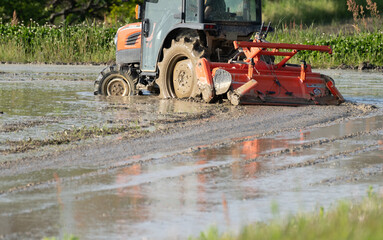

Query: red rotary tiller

[196,40,344,106]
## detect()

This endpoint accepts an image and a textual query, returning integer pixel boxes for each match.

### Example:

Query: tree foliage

[0,0,142,25]
[0,0,48,24]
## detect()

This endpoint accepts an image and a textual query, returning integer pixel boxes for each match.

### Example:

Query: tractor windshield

[204,0,261,22]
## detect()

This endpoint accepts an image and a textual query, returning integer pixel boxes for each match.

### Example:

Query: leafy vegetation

[0,0,141,25]
[269,28,383,68]
[192,189,383,240]
[0,0,382,66]
[1,21,381,67]
[263,0,383,25]
[0,21,117,63]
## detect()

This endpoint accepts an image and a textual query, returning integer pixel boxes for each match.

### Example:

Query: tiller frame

[196,41,344,106]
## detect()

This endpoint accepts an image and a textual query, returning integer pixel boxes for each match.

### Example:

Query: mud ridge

[191,144,381,177]
[0,120,59,133]
[189,127,383,175]
[318,163,383,185]
[2,126,381,196]
[0,72,96,82]
[0,103,378,169]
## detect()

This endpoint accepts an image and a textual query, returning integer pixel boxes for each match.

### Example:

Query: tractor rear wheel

[157,38,205,99]
[94,65,137,96]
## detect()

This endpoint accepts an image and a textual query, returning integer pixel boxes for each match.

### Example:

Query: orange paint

[116,22,142,51]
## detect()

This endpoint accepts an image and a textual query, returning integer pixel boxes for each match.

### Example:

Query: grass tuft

[43,234,79,240]
[191,189,383,240]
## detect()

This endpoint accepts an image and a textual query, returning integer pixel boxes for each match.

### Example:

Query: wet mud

[0,65,383,240]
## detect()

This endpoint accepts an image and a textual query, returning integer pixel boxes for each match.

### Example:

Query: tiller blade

[196,41,345,106]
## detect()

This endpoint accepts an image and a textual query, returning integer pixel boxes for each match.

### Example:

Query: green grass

[267,28,383,68]
[40,189,383,240]
[192,189,383,240]
[0,22,117,64]
[43,235,79,240]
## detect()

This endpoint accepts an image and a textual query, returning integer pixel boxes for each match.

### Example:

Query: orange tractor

[94,0,344,106]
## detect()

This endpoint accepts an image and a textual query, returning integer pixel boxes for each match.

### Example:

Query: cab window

[204,0,260,22]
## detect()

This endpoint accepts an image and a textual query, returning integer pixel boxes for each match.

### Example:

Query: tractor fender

[155,24,208,69]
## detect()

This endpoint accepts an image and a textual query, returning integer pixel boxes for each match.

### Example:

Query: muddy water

[0,65,383,240]
[0,64,215,157]
[321,69,383,105]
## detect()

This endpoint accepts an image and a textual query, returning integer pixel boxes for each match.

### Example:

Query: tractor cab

[140,0,262,73]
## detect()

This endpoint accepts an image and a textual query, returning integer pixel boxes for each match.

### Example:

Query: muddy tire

[94,65,137,96]
[157,38,205,99]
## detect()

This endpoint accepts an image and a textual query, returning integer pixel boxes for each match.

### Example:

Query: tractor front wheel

[94,65,137,96]
[157,38,205,99]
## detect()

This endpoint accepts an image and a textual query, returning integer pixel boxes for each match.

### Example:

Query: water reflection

[194,114,383,180]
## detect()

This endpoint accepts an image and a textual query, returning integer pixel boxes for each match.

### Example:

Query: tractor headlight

[114,33,118,46]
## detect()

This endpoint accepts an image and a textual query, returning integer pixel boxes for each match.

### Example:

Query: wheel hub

[173,59,193,98]
[107,78,130,96]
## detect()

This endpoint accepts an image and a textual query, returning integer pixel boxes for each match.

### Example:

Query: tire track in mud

[0,126,287,195]
[0,99,380,197]
[0,108,227,169]
[318,163,383,185]
[188,129,383,175]
[1,125,381,196]
[0,120,60,133]
[0,102,376,169]
[0,71,96,82]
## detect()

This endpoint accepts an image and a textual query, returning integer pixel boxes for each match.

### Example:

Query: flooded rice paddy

[0,64,382,239]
